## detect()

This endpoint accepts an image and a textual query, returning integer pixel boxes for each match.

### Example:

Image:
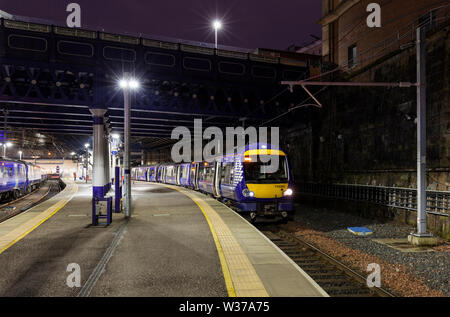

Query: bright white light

[249,191,255,197]
[6,142,12,147]
[119,79,128,88]
[213,20,222,30]
[129,79,139,90]
[70,152,76,155]
[18,151,23,154]
[119,78,140,90]
[261,145,267,149]
[85,143,90,148]
[283,188,293,196]
[111,133,120,139]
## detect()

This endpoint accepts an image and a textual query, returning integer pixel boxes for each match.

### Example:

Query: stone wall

[286,24,449,189]
[285,24,449,237]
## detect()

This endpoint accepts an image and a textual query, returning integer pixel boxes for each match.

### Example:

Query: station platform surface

[0,180,328,297]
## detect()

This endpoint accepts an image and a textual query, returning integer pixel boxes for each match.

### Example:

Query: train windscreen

[244,155,288,183]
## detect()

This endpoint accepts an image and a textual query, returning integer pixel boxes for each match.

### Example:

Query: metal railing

[298,182,450,217]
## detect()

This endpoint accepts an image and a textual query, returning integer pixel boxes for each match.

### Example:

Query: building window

[348,44,357,68]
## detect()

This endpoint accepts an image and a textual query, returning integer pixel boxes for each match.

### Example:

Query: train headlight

[242,188,254,197]
[283,188,293,196]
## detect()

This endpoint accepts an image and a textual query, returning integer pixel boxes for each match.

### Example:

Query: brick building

[319,0,449,70]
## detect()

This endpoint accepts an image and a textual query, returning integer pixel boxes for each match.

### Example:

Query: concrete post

[90,108,107,198]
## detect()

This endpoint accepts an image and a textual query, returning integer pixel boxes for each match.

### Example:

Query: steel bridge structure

[0,18,315,152]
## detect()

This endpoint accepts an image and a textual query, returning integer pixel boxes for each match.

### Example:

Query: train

[0,159,45,200]
[131,143,294,222]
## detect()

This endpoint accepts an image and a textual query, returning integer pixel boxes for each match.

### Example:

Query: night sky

[0,0,321,50]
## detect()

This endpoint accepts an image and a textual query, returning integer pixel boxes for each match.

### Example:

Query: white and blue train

[132,143,294,222]
[0,159,45,200]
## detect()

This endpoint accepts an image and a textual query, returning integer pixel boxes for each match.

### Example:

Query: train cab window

[244,155,288,183]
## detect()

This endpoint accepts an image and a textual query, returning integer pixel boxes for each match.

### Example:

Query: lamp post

[18,150,22,160]
[212,20,222,49]
[2,142,12,158]
[119,75,139,218]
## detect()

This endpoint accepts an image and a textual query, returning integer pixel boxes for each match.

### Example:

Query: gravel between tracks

[286,203,449,297]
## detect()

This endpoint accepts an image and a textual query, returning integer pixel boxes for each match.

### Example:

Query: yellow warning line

[159,183,269,297]
[0,182,78,255]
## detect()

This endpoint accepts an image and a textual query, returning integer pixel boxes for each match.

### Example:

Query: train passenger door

[176,166,181,185]
[213,161,221,198]
[194,164,199,190]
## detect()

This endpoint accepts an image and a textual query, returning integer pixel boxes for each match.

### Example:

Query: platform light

[118,78,140,90]
[212,20,222,31]
[129,79,139,90]
[70,152,76,155]
[85,143,90,148]
[111,133,120,139]
[119,79,128,89]
[6,142,12,147]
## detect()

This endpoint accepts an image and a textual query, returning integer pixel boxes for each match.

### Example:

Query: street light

[212,19,222,49]
[118,76,140,218]
[2,142,12,158]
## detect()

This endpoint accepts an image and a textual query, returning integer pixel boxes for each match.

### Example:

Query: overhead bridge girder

[0,18,314,136]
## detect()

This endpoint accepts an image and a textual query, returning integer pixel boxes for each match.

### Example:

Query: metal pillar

[123,84,131,218]
[90,109,107,198]
[414,27,430,237]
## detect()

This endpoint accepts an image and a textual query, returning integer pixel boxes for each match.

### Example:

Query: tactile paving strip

[0,181,78,254]
[162,184,269,297]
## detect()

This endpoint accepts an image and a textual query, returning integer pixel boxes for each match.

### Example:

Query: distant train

[132,143,294,222]
[0,159,45,200]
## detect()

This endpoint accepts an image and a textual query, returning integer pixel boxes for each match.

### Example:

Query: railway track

[0,180,62,223]
[257,225,396,297]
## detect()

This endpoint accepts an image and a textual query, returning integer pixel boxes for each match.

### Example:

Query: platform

[0,180,328,297]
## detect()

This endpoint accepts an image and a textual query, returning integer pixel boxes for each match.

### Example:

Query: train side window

[8,167,13,177]
[221,164,231,184]
[181,166,188,179]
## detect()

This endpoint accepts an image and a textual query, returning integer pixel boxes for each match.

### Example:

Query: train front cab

[235,148,294,222]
